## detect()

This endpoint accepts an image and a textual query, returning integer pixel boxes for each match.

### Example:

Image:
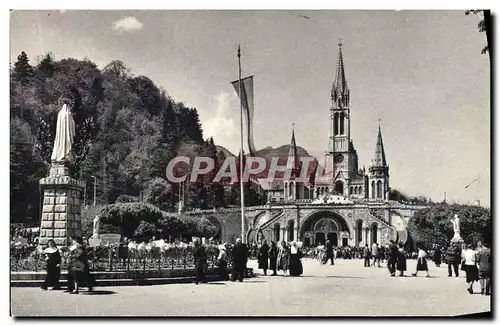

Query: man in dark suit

[231,238,248,282]
[446,243,461,277]
[387,240,398,276]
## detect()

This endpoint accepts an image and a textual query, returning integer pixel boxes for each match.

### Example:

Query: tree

[407,203,491,250]
[10,53,217,225]
[465,10,492,61]
[13,51,34,85]
[10,118,48,223]
[143,177,174,211]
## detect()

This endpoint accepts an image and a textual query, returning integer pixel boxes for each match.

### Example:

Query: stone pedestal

[38,166,86,246]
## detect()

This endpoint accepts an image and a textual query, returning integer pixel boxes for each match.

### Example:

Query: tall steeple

[331,41,350,109]
[373,123,387,167]
[287,123,300,178]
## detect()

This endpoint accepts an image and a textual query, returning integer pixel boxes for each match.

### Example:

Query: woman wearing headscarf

[289,242,303,277]
[268,241,278,276]
[462,243,479,294]
[216,243,229,281]
[68,236,93,294]
[257,240,270,275]
[41,239,61,290]
[277,241,291,277]
[412,245,430,278]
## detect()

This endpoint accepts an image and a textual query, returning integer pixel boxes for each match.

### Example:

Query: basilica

[188,44,424,248]
[264,43,390,204]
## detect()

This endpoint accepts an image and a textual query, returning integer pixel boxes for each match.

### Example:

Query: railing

[10,245,232,273]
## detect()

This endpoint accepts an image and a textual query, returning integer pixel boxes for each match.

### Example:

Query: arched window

[371,181,375,198]
[371,223,378,245]
[287,220,294,242]
[377,180,383,199]
[334,113,339,135]
[356,220,363,246]
[296,183,300,199]
[274,223,280,242]
[289,182,294,199]
[349,186,353,195]
[339,112,345,135]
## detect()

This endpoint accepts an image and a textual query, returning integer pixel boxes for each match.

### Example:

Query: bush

[99,202,165,238]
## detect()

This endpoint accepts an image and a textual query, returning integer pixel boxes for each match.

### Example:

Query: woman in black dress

[41,239,61,290]
[289,242,303,277]
[268,242,278,276]
[433,245,442,267]
[193,238,207,284]
[396,243,407,277]
[258,240,270,275]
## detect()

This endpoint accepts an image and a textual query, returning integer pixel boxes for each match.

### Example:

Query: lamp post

[91,175,97,207]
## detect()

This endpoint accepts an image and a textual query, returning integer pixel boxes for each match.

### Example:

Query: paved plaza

[11,258,491,317]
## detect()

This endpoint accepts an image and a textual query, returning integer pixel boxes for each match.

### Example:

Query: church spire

[373,122,387,167]
[331,40,349,108]
[288,123,300,177]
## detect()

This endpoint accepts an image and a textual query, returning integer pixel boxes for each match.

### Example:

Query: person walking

[231,238,248,282]
[216,243,229,281]
[269,241,278,276]
[387,240,398,277]
[277,241,290,277]
[363,244,371,267]
[41,239,61,290]
[289,242,303,277]
[372,242,380,268]
[412,246,430,278]
[446,243,461,277]
[193,238,208,284]
[68,236,93,294]
[257,240,270,276]
[433,245,442,268]
[396,243,407,277]
[462,243,479,294]
[476,241,491,296]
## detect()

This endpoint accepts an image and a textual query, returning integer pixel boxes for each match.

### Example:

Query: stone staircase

[257,209,285,230]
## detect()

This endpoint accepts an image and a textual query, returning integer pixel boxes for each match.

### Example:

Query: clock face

[335,154,344,163]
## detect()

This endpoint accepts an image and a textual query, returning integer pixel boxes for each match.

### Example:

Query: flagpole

[238,45,245,243]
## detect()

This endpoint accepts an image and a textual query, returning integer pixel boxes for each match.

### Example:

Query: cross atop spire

[331,41,349,108]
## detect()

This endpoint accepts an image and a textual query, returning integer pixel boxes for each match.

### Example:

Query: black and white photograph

[8,6,492,317]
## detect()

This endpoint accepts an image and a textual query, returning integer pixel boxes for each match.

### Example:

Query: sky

[9,10,490,206]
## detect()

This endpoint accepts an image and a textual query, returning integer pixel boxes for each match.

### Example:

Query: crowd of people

[34,230,491,297]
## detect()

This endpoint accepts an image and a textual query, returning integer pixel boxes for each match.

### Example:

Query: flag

[231,76,256,156]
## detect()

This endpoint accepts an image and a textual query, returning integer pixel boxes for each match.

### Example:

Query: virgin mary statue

[50,103,75,163]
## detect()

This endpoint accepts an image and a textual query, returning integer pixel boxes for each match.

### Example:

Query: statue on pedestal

[51,102,75,164]
[93,215,100,239]
[450,214,463,243]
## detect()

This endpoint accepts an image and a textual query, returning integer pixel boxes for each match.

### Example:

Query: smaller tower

[284,124,302,201]
[368,123,389,200]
